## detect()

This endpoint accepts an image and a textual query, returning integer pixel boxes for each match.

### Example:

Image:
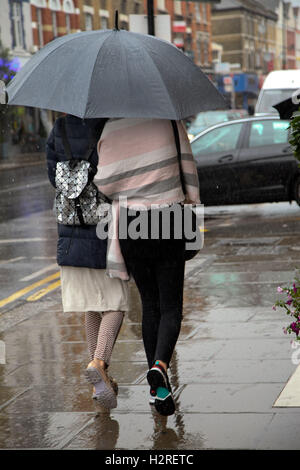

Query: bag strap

[171,120,186,196]
[60,117,74,161]
[60,117,108,163]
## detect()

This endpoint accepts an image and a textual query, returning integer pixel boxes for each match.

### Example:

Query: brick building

[75,0,143,31]
[30,0,80,51]
[0,0,34,68]
[141,1,213,71]
[286,1,297,69]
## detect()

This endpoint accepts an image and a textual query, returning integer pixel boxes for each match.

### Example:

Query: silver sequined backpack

[54,118,109,226]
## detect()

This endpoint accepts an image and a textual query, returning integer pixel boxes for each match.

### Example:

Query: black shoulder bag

[171,120,201,261]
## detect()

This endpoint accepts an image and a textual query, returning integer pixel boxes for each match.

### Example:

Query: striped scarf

[94,118,200,280]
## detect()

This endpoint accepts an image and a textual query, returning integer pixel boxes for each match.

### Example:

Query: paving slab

[256,413,300,450]
[161,359,296,385]
[212,338,292,360]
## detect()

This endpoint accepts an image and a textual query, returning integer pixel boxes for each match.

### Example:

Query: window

[202,4,207,23]
[174,1,182,16]
[36,7,44,47]
[157,0,165,11]
[196,37,202,64]
[249,120,289,147]
[121,0,126,14]
[256,89,296,115]
[12,1,24,48]
[192,123,243,156]
[49,0,61,10]
[52,11,58,37]
[203,40,209,64]
[134,2,140,14]
[85,13,93,30]
[65,13,71,34]
[100,16,108,29]
[195,4,201,22]
[63,0,74,13]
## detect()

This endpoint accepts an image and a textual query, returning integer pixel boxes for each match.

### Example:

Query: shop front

[217,72,259,111]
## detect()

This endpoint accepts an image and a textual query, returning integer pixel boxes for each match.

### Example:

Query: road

[0,161,54,223]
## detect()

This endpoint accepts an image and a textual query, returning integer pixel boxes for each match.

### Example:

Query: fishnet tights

[85,310,124,366]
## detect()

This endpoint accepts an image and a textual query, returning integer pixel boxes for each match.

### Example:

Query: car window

[256,89,296,114]
[191,123,243,156]
[249,120,289,147]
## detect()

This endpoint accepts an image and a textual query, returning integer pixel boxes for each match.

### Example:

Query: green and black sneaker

[147,361,175,416]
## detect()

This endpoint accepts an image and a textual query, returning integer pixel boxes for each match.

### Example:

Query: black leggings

[119,209,186,368]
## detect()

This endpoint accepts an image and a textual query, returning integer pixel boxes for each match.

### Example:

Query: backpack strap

[171,120,186,196]
[60,117,74,161]
[60,117,108,162]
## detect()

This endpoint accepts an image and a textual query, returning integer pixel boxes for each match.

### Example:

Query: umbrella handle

[114,10,119,31]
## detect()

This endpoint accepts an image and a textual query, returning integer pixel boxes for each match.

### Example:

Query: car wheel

[294,176,300,206]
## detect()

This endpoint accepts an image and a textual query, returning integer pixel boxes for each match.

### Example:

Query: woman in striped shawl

[95,118,200,416]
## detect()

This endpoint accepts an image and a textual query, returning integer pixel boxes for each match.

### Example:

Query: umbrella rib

[84,31,115,119]
[7,33,80,98]
[139,47,179,120]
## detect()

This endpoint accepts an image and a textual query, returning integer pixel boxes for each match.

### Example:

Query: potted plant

[273,272,300,343]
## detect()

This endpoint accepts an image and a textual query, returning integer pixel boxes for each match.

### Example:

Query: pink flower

[277,287,284,293]
[272,305,277,311]
[291,322,300,335]
[293,283,297,294]
[283,327,287,335]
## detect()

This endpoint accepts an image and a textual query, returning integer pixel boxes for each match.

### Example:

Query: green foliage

[288,111,300,165]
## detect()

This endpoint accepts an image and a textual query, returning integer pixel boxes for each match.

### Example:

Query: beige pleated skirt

[60,266,129,313]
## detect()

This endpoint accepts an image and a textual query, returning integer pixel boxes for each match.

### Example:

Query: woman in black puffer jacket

[46,114,129,410]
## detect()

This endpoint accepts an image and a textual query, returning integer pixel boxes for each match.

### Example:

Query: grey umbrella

[6,28,227,119]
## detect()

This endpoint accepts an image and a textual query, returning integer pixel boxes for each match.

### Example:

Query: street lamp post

[147,0,155,35]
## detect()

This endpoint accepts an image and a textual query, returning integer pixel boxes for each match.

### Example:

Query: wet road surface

[0,192,300,448]
[0,160,54,223]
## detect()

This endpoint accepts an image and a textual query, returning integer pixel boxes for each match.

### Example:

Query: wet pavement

[0,197,300,449]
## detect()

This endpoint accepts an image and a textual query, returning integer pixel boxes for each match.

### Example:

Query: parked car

[186,109,248,140]
[190,116,300,206]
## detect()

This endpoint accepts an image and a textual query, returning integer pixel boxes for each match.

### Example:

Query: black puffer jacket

[46,114,108,269]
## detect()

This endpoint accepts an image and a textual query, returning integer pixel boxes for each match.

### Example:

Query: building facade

[30,0,80,51]
[141,0,213,72]
[286,1,297,68]
[294,5,300,69]
[211,0,278,75]
[76,0,143,32]
[0,0,34,70]
[211,0,280,109]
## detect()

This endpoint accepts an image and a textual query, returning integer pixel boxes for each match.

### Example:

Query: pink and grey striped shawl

[95,118,200,280]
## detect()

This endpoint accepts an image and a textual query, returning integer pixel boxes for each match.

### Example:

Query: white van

[255,69,300,115]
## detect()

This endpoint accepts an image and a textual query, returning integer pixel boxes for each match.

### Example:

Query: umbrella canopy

[6,29,227,120]
[273,95,300,120]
